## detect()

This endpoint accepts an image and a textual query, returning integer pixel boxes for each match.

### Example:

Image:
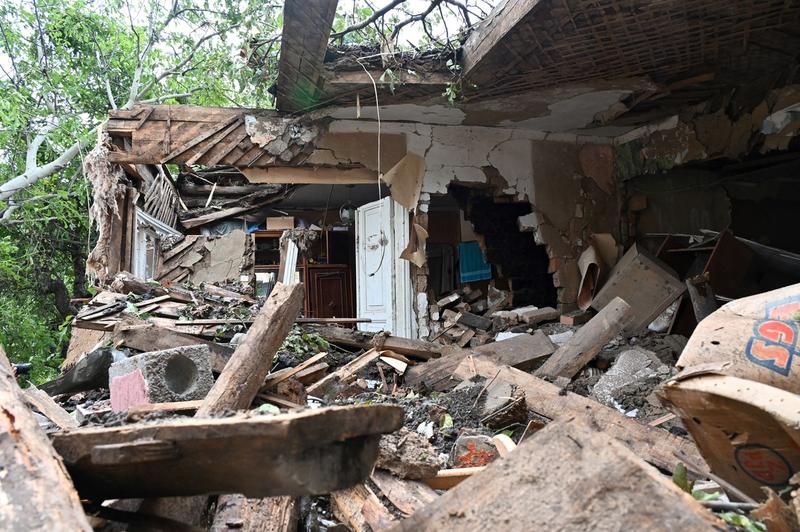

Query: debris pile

[5,242,800,530]
[427,284,566,348]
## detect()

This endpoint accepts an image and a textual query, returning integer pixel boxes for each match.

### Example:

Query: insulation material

[382,153,426,211]
[84,134,129,284]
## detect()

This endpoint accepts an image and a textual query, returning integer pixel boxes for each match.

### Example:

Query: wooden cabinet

[309,267,352,318]
[253,230,354,318]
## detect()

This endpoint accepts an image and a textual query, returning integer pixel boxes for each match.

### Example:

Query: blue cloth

[458,241,492,283]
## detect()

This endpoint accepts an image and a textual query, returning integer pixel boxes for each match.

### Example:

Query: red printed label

[745,296,800,376]
[735,444,792,486]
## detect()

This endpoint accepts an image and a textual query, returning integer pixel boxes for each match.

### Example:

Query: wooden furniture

[254,229,354,318]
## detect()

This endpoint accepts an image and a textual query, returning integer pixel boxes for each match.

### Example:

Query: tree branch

[0,133,94,202]
[330,0,408,39]
[105,79,117,109]
[138,89,199,104]
[131,25,236,107]
[389,1,442,42]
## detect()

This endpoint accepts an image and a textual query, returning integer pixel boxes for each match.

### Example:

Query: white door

[355,197,413,337]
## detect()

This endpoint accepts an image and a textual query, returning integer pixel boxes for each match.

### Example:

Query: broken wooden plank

[211,495,297,532]
[307,348,382,397]
[23,385,78,429]
[127,400,203,415]
[275,0,338,112]
[454,356,706,474]
[91,439,179,466]
[395,420,721,531]
[261,352,328,391]
[591,244,685,335]
[40,349,114,396]
[160,115,241,163]
[460,0,544,80]
[331,483,395,532]
[51,405,403,499]
[685,274,718,323]
[405,331,555,391]
[172,317,370,326]
[311,325,443,360]
[455,311,492,331]
[113,317,233,373]
[294,362,329,386]
[0,346,92,530]
[535,296,632,380]
[259,392,304,409]
[371,471,438,517]
[180,189,292,229]
[196,282,303,416]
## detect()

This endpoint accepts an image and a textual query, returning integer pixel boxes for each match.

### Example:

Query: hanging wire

[356,55,388,277]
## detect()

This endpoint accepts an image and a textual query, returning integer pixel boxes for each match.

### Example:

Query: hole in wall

[425,183,557,308]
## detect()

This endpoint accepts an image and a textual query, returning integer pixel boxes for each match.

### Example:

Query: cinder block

[109,345,213,412]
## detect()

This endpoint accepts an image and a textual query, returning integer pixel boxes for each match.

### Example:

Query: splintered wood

[454,356,705,474]
[0,346,92,531]
[197,282,303,416]
[535,296,632,379]
[52,405,404,499]
[393,420,721,531]
[405,332,555,391]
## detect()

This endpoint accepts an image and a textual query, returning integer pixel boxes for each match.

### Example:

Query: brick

[109,345,214,411]
[517,306,559,325]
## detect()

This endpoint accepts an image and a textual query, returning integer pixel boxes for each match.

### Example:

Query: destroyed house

[96,0,800,345]
[12,1,800,530]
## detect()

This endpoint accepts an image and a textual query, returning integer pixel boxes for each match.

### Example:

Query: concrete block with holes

[109,345,214,412]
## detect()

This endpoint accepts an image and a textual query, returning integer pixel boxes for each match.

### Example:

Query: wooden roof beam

[460,0,542,81]
[276,0,339,113]
[322,68,451,86]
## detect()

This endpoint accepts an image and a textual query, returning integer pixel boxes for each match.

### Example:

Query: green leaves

[672,462,694,493]
[0,0,283,383]
[280,326,330,355]
[718,512,766,532]
[439,412,453,430]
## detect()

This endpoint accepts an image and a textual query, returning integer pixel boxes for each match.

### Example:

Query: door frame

[355,196,415,338]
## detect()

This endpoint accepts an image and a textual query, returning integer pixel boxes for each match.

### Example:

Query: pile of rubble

[5,259,800,530]
[427,284,568,348]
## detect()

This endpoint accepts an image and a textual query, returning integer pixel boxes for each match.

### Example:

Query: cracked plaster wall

[319,119,620,332]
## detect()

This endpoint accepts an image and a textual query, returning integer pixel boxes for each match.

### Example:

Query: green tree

[0,0,483,382]
[0,0,282,381]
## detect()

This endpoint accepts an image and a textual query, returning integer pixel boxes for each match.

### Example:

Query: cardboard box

[266,216,294,231]
[660,283,800,500]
